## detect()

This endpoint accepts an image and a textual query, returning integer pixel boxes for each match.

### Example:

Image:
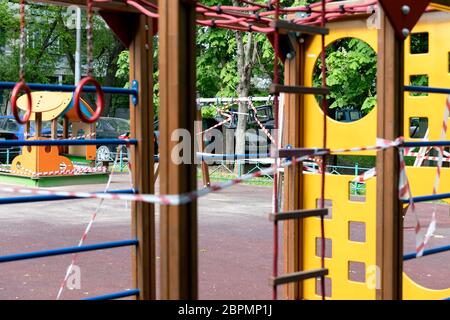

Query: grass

[199,168,273,187]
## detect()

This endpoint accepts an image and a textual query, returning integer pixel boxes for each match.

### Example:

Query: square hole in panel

[409,75,429,96]
[315,237,332,258]
[315,277,332,298]
[348,261,366,283]
[409,117,429,139]
[410,32,429,54]
[348,221,366,242]
[315,198,332,219]
[349,181,366,202]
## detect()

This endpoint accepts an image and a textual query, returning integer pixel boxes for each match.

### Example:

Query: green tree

[313,38,378,117]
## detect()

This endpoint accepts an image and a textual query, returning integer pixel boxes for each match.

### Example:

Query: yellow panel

[299,12,450,300]
[302,173,377,300]
[303,19,378,155]
[404,11,450,142]
[16,92,72,121]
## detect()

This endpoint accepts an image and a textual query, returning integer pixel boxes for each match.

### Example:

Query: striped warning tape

[248,99,276,145]
[416,96,450,256]
[407,152,450,163]
[56,146,123,300]
[352,167,376,183]
[331,137,404,154]
[0,165,107,177]
[0,138,401,206]
[197,104,234,136]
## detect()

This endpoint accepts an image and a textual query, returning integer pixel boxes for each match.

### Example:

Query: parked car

[93,117,130,161]
[210,104,274,154]
[0,115,64,163]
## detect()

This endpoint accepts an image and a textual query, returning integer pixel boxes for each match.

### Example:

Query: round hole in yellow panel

[312,37,377,123]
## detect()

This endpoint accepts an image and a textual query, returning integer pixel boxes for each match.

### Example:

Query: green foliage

[313,38,377,115]
[201,105,218,119]
[409,74,429,97]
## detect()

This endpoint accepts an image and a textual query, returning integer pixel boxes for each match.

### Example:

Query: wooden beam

[196,108,211,187]
[129,14,155,300]
[282,39,305,300]
[159,0,198,299]
[35,0,141,12]
[375,8,404,300]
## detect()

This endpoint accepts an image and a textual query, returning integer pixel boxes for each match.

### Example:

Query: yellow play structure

[297,10,450,300]
[12,92,97,177]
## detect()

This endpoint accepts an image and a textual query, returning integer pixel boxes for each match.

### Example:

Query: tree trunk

[232,4,258,174]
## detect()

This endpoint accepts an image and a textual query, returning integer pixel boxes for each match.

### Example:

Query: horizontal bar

[404,244,450,261]
[403,140,450,148]
[83,289,140,301]
[0,189,134,205]
[197,97,274,104]
[270,268,328,286]
[269,20,329,35]
[0,81,138,97]
[401,192,450,203]
[198,153,271,160]
[277,148,329,158]
[404,85,450,95]
[269,208,328,222]
[270,84,329,95]
[0,239,138,263]
[0,139,137,147]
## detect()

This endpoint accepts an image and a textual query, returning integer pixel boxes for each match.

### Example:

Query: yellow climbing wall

[299,11,450,299]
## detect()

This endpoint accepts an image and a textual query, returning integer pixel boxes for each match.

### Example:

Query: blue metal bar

[0,239,138,263]
[83,289,140,300]
[404,244,450,261]
[404,85,450,95]
[198,153,271,160]
[403,140,450,148]
[0,81,138,97]
[401,192,450,203]
[0,139,137,147]
[0,189,134,205]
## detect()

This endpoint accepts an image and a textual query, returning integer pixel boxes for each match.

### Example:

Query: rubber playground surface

[0,174,449,300]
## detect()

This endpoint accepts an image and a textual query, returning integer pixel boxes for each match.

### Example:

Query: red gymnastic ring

[11,81,32,125]
[74,76,104,123]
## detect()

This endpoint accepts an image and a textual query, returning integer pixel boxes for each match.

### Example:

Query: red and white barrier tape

[407,152,450,163]
[56,146,122,300]
[416,96,450,256]
[398,148,422,255]
[331,137,404,154]
[352,167,376,183]
[248,99,276,145]
[0,150,329,206]
[0,165,107,177]
[0,138,403,206]
[197,105,233,136]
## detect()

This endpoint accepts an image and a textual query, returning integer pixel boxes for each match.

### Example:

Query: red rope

[120,0,378,33]
[319,0,328,301]
[272,0,280,301]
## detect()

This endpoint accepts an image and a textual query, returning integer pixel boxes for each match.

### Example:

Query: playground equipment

[0,90,111,187]
[0,0,450,301]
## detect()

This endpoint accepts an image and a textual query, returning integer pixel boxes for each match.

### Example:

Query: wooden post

[51,119,58,139]
[62,116,69,154]
[282,40,304,300]
[196,108,211,187]
[35,112,42,137]
[159,0,198,299]
[129,14,156,300]
[375,8,404,300]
